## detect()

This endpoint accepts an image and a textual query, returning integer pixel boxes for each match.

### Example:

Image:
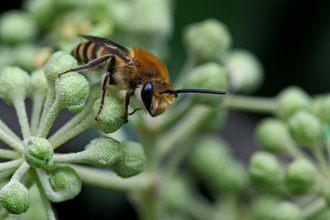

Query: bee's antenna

[160,89,226,98]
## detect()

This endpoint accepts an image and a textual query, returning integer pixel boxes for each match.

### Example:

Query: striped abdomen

[71,41,108,64]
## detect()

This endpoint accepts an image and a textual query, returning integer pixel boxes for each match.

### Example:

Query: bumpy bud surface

[0,10,37,45]
[287,110,321,145]
[285,158,317,194]
[225,49,263,94]
[91,97,126,134]
[24,137,53,169]
[0,66,30,104]
[43,51,78,86]
[85,136,122,168]
[248,152,281,190]
[0,181,30,214]
[268,201,303,220]
[276,86,310,119]
[186,62,227,105]
[184,19,232,62]
[48,167,82,202]
[55,72,90,112]
[256,118,294,153]
[110,141,146,178]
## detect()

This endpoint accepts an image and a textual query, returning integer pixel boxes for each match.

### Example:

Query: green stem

[0,169,16,182]
[312,142,330,178]
[0,119,21,143]
[67,164,152,192]
[49,116,92,149]
[222,94,277,114]
[0,128,23,153]
[37,87,55,136]
[37,99,61,138]
[182,196,215,220]
[13,99,31,139]
[303,197,327,220]
[48,97,94,142]
[174,54,197,88]
[53,151,88,163]
[0,158,24,172]
[0,149,21,159]
[32,169,57,220]
[31,94,46,136]
[11,162,29,182]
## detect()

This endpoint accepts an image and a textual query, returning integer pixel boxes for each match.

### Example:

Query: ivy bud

[0,66,30,105]
[90,97,126,134]
[48,167,82,202]
[276,86,310,119]
[23,137,54,169]
[30,68,48,98]
[268,201,303,220]
[287,110,321,145]
[184,19,232,62]
[0,10,37,45]
[0,181,30,214]
[43,51,78,86]
[225,49,263,94]
[13,44,39,72]
[23,0,56,30]
[55,72,90,112]
[250,195,280,220]
[190,136,232,180]
[84,136,122,168]
[110,141,146,178]
[0,45,14,69]
[185,62,227,106]
[248,152,281,190]
[312,95,330,124]
[285,158,317,194]
[256,118,295,153]
[164,175,190,210]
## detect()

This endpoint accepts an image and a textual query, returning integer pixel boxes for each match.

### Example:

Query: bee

[58,35,226,123]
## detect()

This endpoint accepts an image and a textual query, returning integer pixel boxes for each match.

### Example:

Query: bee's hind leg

[124,91,136,123]
[95,72,111,121]
[58,54,114,77]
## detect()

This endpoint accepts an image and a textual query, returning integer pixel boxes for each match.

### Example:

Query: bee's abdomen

[71,41,100,64]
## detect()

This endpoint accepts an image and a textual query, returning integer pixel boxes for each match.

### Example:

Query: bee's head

[137,81,175,117]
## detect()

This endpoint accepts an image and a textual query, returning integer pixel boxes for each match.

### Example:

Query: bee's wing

[80,35,133,63]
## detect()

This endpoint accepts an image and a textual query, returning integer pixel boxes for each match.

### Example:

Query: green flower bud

[13,44,39,72]
[256,118,295,153]
[90,97,126,134]
[55,72,90,112]
[48,167,82,202]
[110,141,146,178]
[250,195,280,220]
[164,175,190,210]
[0,10,37,45]
[30,68,48,98]
[23,0,56,30]
[125,0,172,37]
[0,66,30,105]
[225,49,264,94]
[285,158,317,194]
[23,137,53,169]
[43,51,78,86]
[184,19,232,62]
[0,181,30,214]
[268,201,303,220]
[276,86,310,119]
[248,152,281,190]
[312,94,330,124]
[190,136,232,180]
[85,136,122,168]
[0,45,14,69]
[185,62,227,106]
[212,160,247,194]
[287,110,321,145]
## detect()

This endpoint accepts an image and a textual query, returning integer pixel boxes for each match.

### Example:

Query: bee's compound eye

[141,83,153,115]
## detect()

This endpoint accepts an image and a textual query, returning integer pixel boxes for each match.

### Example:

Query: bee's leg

[129,108,141,115]
[95,56,116,121]
[95,72,111,121]
[124,91,135,123]
[58,54,114,77]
